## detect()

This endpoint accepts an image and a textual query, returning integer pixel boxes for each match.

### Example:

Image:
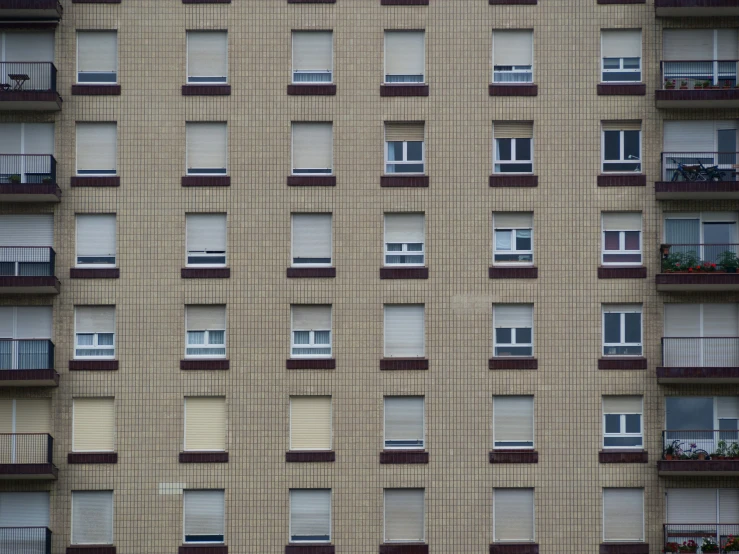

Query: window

[291,122,333,175]
[493,489,535,543]
[186,214,226,266]
[493,304,533,357]
[384,397,424,450]
[290,489,331,543]
[602,213,642,265]
[0,399,51,463]
[493,122,533,173]
[183,490,225,544]
[384,489,425,543]
[184,397,226,452]
[384,304,425,358]
[71,491,113,545]
[603,396,643,448]
[0,31,54,91]
[663,29,738,88]
[666,489,739,529]
[0,306,52,370]
[602,304,642,356]
[291,214,332,266]
[665,397,738,447]
[76,122,117,175]
[0,492,49,541]
[291,305,332,358]
[385,122,424,174]
[603,488,644,542]
[663,304,739,367]
[384,31,425,83]
[76,214,116,267]
[493,213,533,264]
[73,398,115,452]
[186,122,227,175]
[77,31,117,83]
[664,211,738,266]
[187,31,227,83]
[601,30,642,82]
[0,123,54,183]
[292,31,333,83]
[492,30,533,83]
[290,396,332,451]
[493,396,534,449]
[74,306,115,359]
[602,121,641,172]
[384,213,425,266]
[185,305,226,358]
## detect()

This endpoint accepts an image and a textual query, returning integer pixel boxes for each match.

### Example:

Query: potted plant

[701,538,719,553]
[725,535,739,552]
[730,441,739,459]
[664,439,682,460]
[41,177,52,184]
[724,80,733,89]
[665,79,676,89]
[664,543,679,553]
[714,439,729,459]
[718,250,739,273]
[680,80,688,90]
[678,540,698,553]
[8,174,20,184]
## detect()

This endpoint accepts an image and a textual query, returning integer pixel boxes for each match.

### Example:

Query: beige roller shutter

[186,305,226,331]
[187,31,228,80]
[186,122,227,172]
[384,304,425,357]
[602,212,642,231]
[494,396,534,445]
[494,489,534,542]
[292,122,333,172]
[293,32,332,72]
[75,306,115,334]
[603,488,644,541]
[292,305,332,331]
[385,31,425,78]
[15,398,50,434]
[290,489,331,540]
[77,215,116,259]
[664,304,700,337]
[663,29,713,60]
[15,307,52,339]
[384,214,424,243]
[385,122,424,142]
[73,398,115,452]
[292,214,332,262]
[384,396,424,447]
[494,213,533,229]
[384,489,424,542]
[493,122,533,139]
[186,214,227,253]
[703,304,738,336]
[603,304,641,314]
[72,491,113,545]
[667,489,716,523]
[602,120,641,131]
[185,397,226,451]
[77,32,117,75]
[0,214,53,247]
[0,399,12,433]
[290,396,331,450]
[493,30,533,66]
[77,123,117,173]
[720,489,739,522]
[494,304,533,328]
[601,30,641,58]
[603,396,642,414]
[718,397,739,419]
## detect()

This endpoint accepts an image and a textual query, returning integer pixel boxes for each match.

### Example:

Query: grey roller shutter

[602,30,641,58]
[384,304,425,357]
[602,212,641,231]
[292,122,333,172]
[186,305,226,331]
[186,123,227,173]
[75,306,115,334]
[292,305,332,331]
[292,214,332,262]
[76,123,117,174]
[384,214,424,243]
[602,120,641,131]
[77,32,117,76]
[493,396,534,446]
[493,30,533,66]
[15,307,52,339]
[667,489,716,523]
[494,489,535,542]
[0,492,49,527]
[384,396,424,447]
[293,32,332,72]
[603,396,642,414]
[72,491,113,545]
[384,489,424,542]
[603,488,644,541]
[494,213,533,229]
[385,31,425,79]
[663,29,713,60]
[0,215,53,247]
[76,215,116,259]
[186,214,227,253]
[187,32,227,81]
[494,305,533,328]
[290,489,331,541]
[184,490,225,541]
[385,122,424,142]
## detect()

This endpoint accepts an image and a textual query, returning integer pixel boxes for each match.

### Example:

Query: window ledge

[380,267,428,279]
[181,268,230,279]
[287,0,335,2]
[489,0,536,4]
[71,176,120,187]
[597,84,645,96]
[72,85,121,96]
[489,83,538,96]
[489,266,537,279]
[287,84,336,96]
[489,450,538,464]
[599,450,648,464]
[381,175,429,188]
[597,0,645,3]
[182,84,231,95]
[382,0,429,4]
[180,359,230,370]
[181,176,230,187]
[489,175,538,187]
[179,547,228,554]
[380,546,428,554]
[183,0,230,3]
[70,268,120,279]
[597,174,646,187]
[286,451,335,462]
[66,547,117,554]
[285,546,335,554]
[598,266,646,279]
[598,544,649,554]
[72,0,120,2]
[489,357,537,370]
[380,84,429,97]
[69,360,118,371]
[490,544,539,554]
[179,452,229,463]
[286,358,336,370]
[287,267,336,278]
[68,452,118,464]
[598,357,647,370]
[380,358,429,370]
[287,176,336,187]
[380,450,429,464]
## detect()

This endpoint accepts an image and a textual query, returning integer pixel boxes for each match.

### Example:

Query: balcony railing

[0,340,54,370]
[661,152,739,182]
[661,60,739,88]
[0,433,53,465]
[0,62,57,93]
[662,430,739,460]
[0,527,51,554]
[664,524,739,553]
[662,337,739,367]
[661,244,739,272]
[0,155,56,185]
[0,247,55,277]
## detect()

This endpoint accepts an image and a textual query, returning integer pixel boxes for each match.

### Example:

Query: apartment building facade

[1,0,739,552]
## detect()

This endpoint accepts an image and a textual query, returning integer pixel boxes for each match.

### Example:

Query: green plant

[725,535,739,552]
[678,540,698,552]
[680,80,688,87]
[665,79,675,89]
[41,177,52,184]
[730,441,739,459]
[662,251,699,272]
[701,537,719,552]
[8,174,20,184]
[718,250,739,271]
[664,542,679,553]
[714,439,729,458]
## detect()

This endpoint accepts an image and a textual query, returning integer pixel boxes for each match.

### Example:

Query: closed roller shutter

[0,307,12,337]
[384,304,425,357]
[664,121,715,153]
[494,488,535,542]
[290,396,331,450]
[718,30,738,60]
[718,397,739,419]
[184,490,225,542]
[493,30,533,66]
[494,304,533,328]
[385,31,425,78]
[385,122,424,142]
[73,398,115,452]
[494,122,533,139]
[602,212,641,231]
[663,29,713,60]
[603,488,644,541]
[14,398,50,434]
[602,30,641,58]
[667,489,716,523]
[186,305,226,331]
[292,122,333,172]
[290,489,331,541]
[185,397,226,451]
[23,124,54,155]
[384,396,424,448]
[0,123,21,152]
[384,489,424,542]
[15,307,52,339]
[293,32,332,72]
[0,492,50,527]
[186,123,227,172]
[186,214,227,253]
[77,32,117,76]
[703,304,738,336]
[3,32,54,62]
[494,213,533,229]
[664,304,700,366]
[72,491,113,545]
[292,305,331,331]
[77,215,116,260]
[385,214,424,243]
[0,215,53,247]
[720,489,739,522]
[494,396,534,446]
[187,32,227,80]
[76,123,117,174]
[292,214,332,263]
[75,306,115,334]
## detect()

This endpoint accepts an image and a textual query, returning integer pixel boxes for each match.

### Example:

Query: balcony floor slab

[0,463,58,480]
[657,366,739,383]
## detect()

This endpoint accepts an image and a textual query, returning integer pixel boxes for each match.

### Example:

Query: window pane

[515,328,532,344]
[406,142,423,161]
[515,139,531,161]
[77,334,94,346]
[293,331,310,345]
[624,312,641,343]
[515,229,532,251]
[624,231,640,251]
[209,330,225,344]
[496,328,512,344]
[604,231,620,251]
[387,243,402,252]
[388,142,403,161]
[623,57,640,69]
[605,436,643,447]
[604,313,621,343]
[97,333,114,346]
[625,414,641,434]
[666,397,713,431]
[187,331,205,345]
[603,58,620,69]
[623,131,640,160]
[495,230,512,251]
[497,139,512,161]
[406,243,423,252]
[604,131,620,161]
[605,414,621,434]
[314,331,330,345]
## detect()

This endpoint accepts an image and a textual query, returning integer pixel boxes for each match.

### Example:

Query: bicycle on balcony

[670,158,723,182]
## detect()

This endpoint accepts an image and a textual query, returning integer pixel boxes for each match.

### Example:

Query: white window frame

[601,129,642,173]
[289,489,332,544]
[493,64,533,83]
[602,307,642,357]
[493,227,533,265]
[383,397,425,450]
[384,242,425,266]
[76,31,118,85]
[74,332,115,360]
[385,140,425,175]
[601,57,641,83]
[185,329,226,359]
[291,329,332,358]
[75,215,116,268]
[383,489,425,544]
[601,229,642,266]
[493,137,534,174]
[186,32,228,85]
[183,489,225,545]
[603,404,643,450]
[492,396,535,450]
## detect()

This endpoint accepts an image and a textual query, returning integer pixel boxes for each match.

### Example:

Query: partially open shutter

[75,306,115,334]
[292,305,331,331]
[718,397,739,419]
[494,213,533,229]
[493,122,533,139]
[73,398,115,452]
[187,32,227,80]
[290,396,332,450]
[385,122,424,142]
[384,214,424,243]
[494,396,534,445]
[77,215,116,259]
[0,215,53,247]
[664,121,715,153]
[384,304,425,357]
[494,305,533,328]
[14,398,50,434]
[602,120,641,131]
[292,123,333,172]
[601,30,641,58]
[293,32,332,72]
[663,29,713,60]
[23,124,54,155]
[186,214,227,253]
[493,30,533,66]
[186,305,226,331]
[603,396,642,414]
[186,123,227,172]
[77,123,116,174]
[292,214,332,262]
[0,492,49,527]
[603,488,644,541]
[494,489,534,542]
[384,489,424,542]
[72,491,113,545]
[185,397,226,451]
[290,490,331,541]
[184,490,225,541]
[77,32,117,75]
[602,212,641,231]
[667,489,716,523]
[385,31,425,78]
[15,307,52,339]
[384,397,424,446]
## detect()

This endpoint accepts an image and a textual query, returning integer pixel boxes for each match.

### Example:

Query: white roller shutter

[664,304,700,337]
[75,306,115,334]
[23,124,54,155]
[186,214,227,253]
[385,31,425,78]
[664,121,715,153]
[15,307,52,339]
[494,305,533,328]
[603,489,644,541]
[494,396,534,445]
[384,489,424,542]
[185,397,226,451]
[76,123,116,173]
[602,30,641,58]
[292,214,332,262]
[186,123,227,172]
[703,304,738,336]
[385,122,424,142]
[77,215,116,259]
[493,30,533,66]
[720,489,739,522]
[73,398,115,452]
[186,305,226,331]
[384,397,424,447]
[3,32,54,62]
[0,215,53,247]
[292,305,332,331]
[0,123,21,152]
[494,489,535,542]
[602,213,642,231]
[603,304,641,314]
[187,32,227,80]
[72,491,113,545]
[384,304,425,357]
[293,32,332,72]
[0,492,49,527]
[290,396,332,450]
[290,490,331,540]
[667,489,716,523]
[184,490,225,541]
[292,122,333,172]
[718,397,739,419]
[385,214,424,243]
[494,213,533,229]
[77,32,117,75]
[603,396,642,414]
[664,29,713,60]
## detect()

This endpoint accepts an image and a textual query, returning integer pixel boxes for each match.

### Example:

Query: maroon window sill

[286,358,336,370]
[489,266,537,279]
[66,547,117,554]
[183,0,230,3]
[285,546,335,554]
[68,452,118,464]
[488,357,537,370]
[380,267,428,279]
[489,0,536,4]
[597,84,645,96]
[287,84,336,96]
[656,181,739,197]
[181,268,230,279]
[71,85,120,96]
[0,22,60,31]
[380,450,429,464]
[489,450,538,464]
[0,463,57,477]
[69,360,118,371]
[179,452,229,463]
[599,451,648,464]
[597,174,646,187]
[286,451,335,462]
[598,544,649,554]
[490,544,539,554]
[287,0,335,2]
[182,176,230,187]
[597,267,647,279]
[179,547,228,554]
[382,0,428,4]
[182,84,231,96]
[70,268,119,279]
[489,175,538,187]
[657,366,739,380]
[287,267,336,278]
[180,359,230,370]
[489,84,538,96]
[380,358,429,370]
[72,0,120,3]
[599,0,645,3]
[381,176,429,188]
[71,176,120,187]
[287,176,336,187]
[380,84,429,97]
[380,546,428,554]
[598,357,647,370]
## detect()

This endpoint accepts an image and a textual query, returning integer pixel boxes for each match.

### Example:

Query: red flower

[688,268,693,272]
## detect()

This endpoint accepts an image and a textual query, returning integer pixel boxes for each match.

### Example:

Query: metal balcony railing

[0,433,53,464]
[661,60,739,89]
[662,430,739,460]
[662,337,739,367]
[0,247,55,277]
[664,523,739,553]
[0,155,56,185]
[0,527,51,554]
[661,152,739,182]
[0,339,54,370]
[0,62,57,93]
[660,244,739,272]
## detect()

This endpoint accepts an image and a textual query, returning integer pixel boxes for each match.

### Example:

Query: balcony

[0,433,57,479]
[657,338,739,383]
[656,61,739,108]
[664,524,739,554]
[0,247,59,294]
[656,0,739,17]
[0,339,57,386]
[0,0,61,18]
[0,155,59,202]
[659,430,739,475]
[0,63,61,111]
[656,152,739,200]
[656,244,739,291]
[0,526,52,554]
